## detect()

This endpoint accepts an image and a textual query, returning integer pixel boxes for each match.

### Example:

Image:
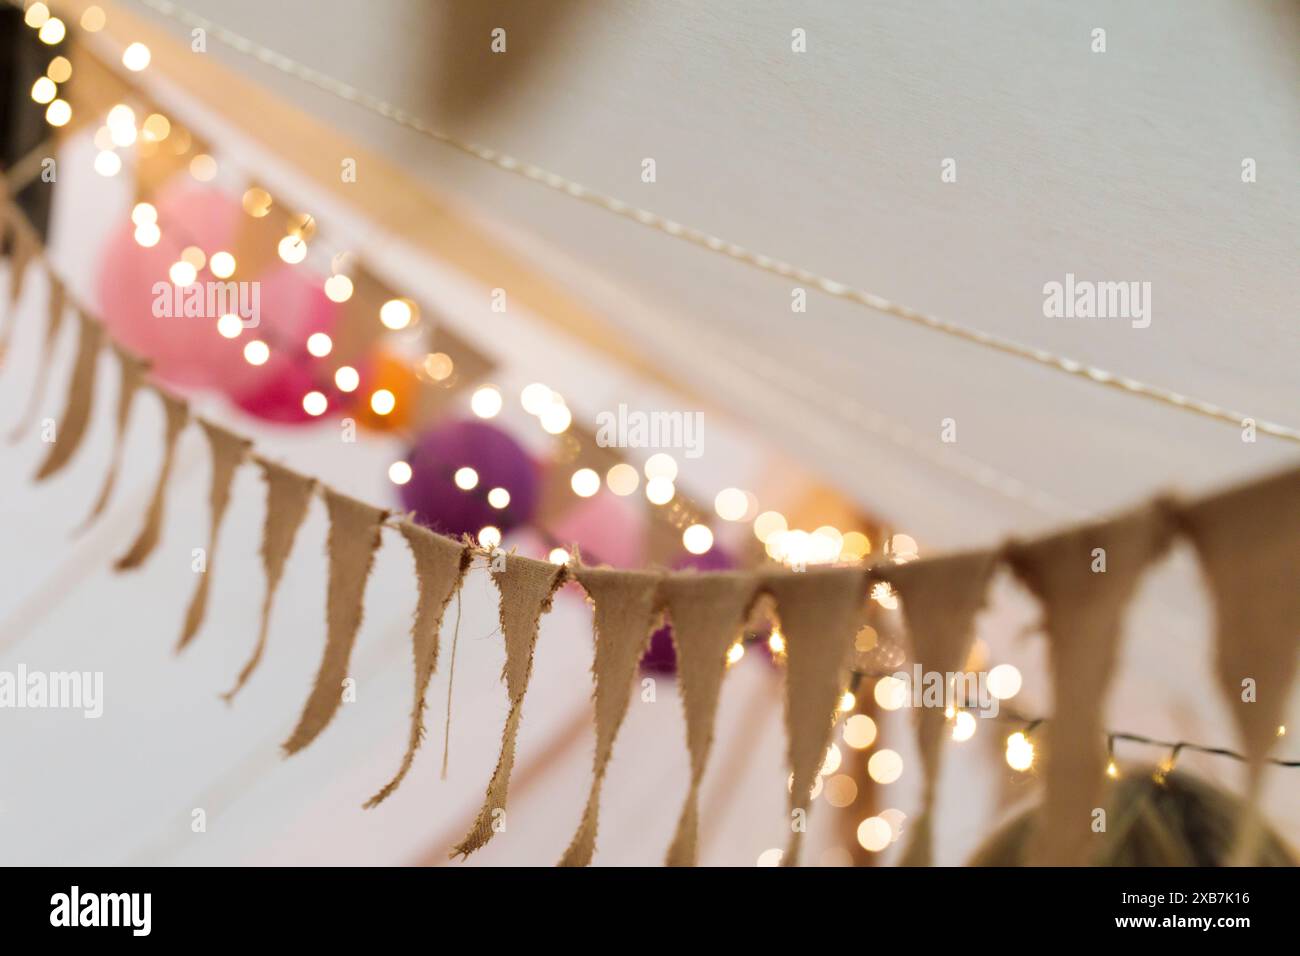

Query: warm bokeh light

[824,774,858,808]
[44,99,71,127]
[421,352,453,382]
[131,202,157,227]
[478,526,501,549]
[46,56,72,83]
[713,487,748,521]
[216,314,242,339]
[306,332,332,358]
[645,476,674,505]
[189,153,217,182]
[487,487,510,509]
[133,223,161,247]
[873,675,907,711]
[756,848,783,867]
[952,710,977,742]
[38,17,66,45]
[470,386,503,419]
[324,274,353,303]
[854,624,878,652]
[80,6,107,32]
[334,366,359,392]
[548,547,570,565]
[379,298,413,331]
[843,714,877,750]
[25,3,51,29]
[726,642,745,666]
[209,251,236,279]
[605,463,639,496]
[570,468,600,498]
[301,391,327,417]
[142,113,170,142]
[1005,731,1035,772]
[838,691,856,712]
[180,246,206,270]
[520,383,552,415]
[752,510,787,543]
[820,743,842,775]
[453,467,479,491]
[856,817,891,852]
[767,628,785,656]
[243,340,270,366]
[369,389,396,416]
[539,402,572,434]
[987,663,1022,700]
[644,453,678,481]
[682,524,714,555]
[122,42,151,71]
[388,461,413,486]
[277,234,306,264]
[867,749,903,784]
[168,261,197,286]
[30,77,56,105]
[93,151,121,177]
[242,187,273,218]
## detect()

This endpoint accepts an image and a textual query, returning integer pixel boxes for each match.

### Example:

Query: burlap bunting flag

[114,389,189,571]
[8,271,66,443]
[887,550,997,866]
[81,345,150,528]
[283,489,388,754]
[33,311,103,481]
[660,572,759,866]
[1178,464,1300,863]
[451,553,566,858]
[364,522,471,808]
[1006,502,1173,866]
[223,458,316,701]
[176,420,252,651]
[765,567,865,867]
[558,567,663,867]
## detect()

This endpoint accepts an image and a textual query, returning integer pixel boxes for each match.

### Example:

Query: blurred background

[0,0,1295,865]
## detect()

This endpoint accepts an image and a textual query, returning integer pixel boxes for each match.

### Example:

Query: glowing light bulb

[306,333,332,358]
[838,691,856,713]
[952,710,977,742]
[277,234,306,264]
[548,548,570,565]
[388,461,413,486]
[726,642,745,666]
[334,366,359,392]
[767,628,786,656]
[453,467,479,491]
[243,340,270,366]
[1106,760,1120,779]
[1005,732,1035,772]
[301,391,327,416]
[369,389,396,416]
[471,385,503,419]
[682,524,713,554]
[122,42,151,71]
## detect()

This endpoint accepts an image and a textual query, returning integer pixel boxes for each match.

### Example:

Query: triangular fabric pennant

[451,553,566,859]
[114,389,189,570]
[364,522,471,808]
[660,571,759,866]
[80,345,150,528]
[176,420,251,651]
[283,489,388,754]
[764,567,866,867]
[558,567,663,867]
[223,458,316,701]
[1006,503,1172,866]
[33,311,103,481]
[885,550,997,866]
[1178,465,1300,862]
[8,271,66,443]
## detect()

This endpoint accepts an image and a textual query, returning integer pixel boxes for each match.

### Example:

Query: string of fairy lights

[18,0,889,577]
[12,2,1293,867]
